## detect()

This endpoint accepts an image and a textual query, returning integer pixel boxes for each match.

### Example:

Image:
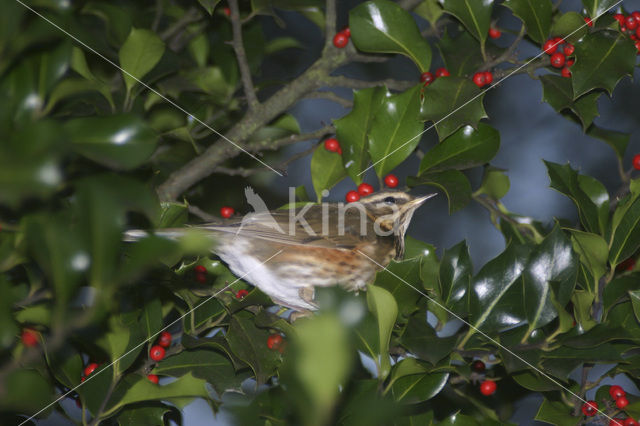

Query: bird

[125,191,435,312]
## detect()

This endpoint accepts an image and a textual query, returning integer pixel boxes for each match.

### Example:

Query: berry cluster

[470,360,498,396]
[542,37,575,77]
[344,175,398,203]
[420,68,450,87]
[613,11,640,54]
[333,27,351,49]
[472,71,493,88]
[580,385,638,425]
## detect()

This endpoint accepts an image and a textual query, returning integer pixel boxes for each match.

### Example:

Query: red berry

[483,71,493,85]
[357,183,374,196]
[633,11,640,21]
[635,41,640,54]
[266,333,283,350]
[624,419,639,426]
[584,17,593,27]
[220,206,234,218]
[345,190,360,203]
[614,13,625,27]
[384,174,399,188]
[149,345,165,361]
[235,289,249,299]
[195,272,207,283]
[626,16,638,30]
[147,374,159,384]
[581,401,598,416]
[488,27,501,39]
[561,67,571,78]
[21,329,38,347]
[633,154,640,170]
[566,59,575,67]
[158,331,172,348]
[223,7,230,17]
[471,360,486,372]
[337,145,342,155]
[83,363,98,377]
[324,137,340,153]
[617,396,630,409]
[333,33,348,48]
[479,380,497,396]
[563,43,575,56]
[543,39,558,54]
[610,385,626,399]
[550,52,566,68]
[610,419,624,426]
[194,265,206,274]
[472,72,486,87]
[435,67,450,78]
[342,27,351,37]
[420,71,434,85]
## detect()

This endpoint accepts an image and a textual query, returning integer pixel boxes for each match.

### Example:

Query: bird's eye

[384,196,396,204]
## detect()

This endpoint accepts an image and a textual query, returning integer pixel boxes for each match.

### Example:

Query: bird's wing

[197,205,377,249]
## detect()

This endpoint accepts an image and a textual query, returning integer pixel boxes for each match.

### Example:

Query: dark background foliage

[1,0,640,425]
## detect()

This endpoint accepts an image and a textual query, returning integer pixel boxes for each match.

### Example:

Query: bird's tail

[123,228,189,242]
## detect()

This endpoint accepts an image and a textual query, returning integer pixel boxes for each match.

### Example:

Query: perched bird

[125,191,435,311]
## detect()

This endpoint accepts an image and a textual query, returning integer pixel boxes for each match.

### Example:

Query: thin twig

[305,91,353,108]
[160,8,201,41]
[188,205,219,222]
[481,25,526,72]
[229,0,259,110]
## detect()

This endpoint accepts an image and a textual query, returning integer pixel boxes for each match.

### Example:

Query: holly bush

[1,0,640,425]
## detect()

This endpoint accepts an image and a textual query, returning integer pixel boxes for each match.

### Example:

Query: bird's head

[359,191,436,241]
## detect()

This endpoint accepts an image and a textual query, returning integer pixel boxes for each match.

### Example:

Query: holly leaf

[419,123,500,174]
[439,240,472,313]
[586,125,630,160]
[152,349,244,395]
[521,226,578,336]
[373,258,422,318]
[442,0,494,52]
[540,75,601,131]
[310,145,347,202]
[550,11,588,44]
[368,86,424,178]
[569,229,608,283]
[225,315,282,385]
[366,284,398,379]
[475,166,510,200]
[119,28,165,96]
[544,161,608,235]
[437,30,484,77]
[407,170,472,213]
[465,243,531,339]
[572,31,636,98]
[420,77,488,141]
[350,0,432,71]
[334,87,385,184]
[535,398,580,425]
[581,0,619,18]
[503,0,553,45]
[414,0,444,28]
[609,180,640,266]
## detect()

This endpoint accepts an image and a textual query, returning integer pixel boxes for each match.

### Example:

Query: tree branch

[480,25,526,72]
[229,0,259,110]
[325,75,416,91]
[188,205,219,222]
[323,0,337,51]
[156,47,348,201]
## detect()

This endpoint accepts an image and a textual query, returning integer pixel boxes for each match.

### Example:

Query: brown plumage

[125,191,435,311]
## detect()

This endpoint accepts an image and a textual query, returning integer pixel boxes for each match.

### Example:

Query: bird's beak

[409,193,437,208]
